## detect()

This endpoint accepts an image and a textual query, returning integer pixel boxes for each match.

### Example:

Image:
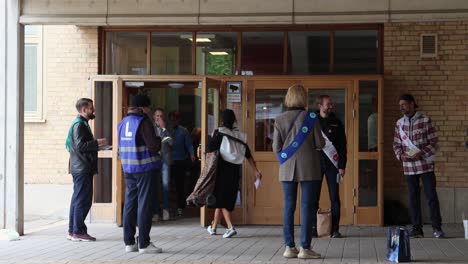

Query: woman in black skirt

[206,109,262,238]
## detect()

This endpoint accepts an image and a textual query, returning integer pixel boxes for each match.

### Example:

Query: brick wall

[383,21,468,189]
[24,26,98,184]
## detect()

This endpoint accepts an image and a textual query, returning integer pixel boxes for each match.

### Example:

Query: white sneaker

[207,225,217,235]
[283,246,299,258]
[139,242,162,254]
[223,227,237,238]
[125,244,138,253]
[162,209,170,221]
[298,248,321,259]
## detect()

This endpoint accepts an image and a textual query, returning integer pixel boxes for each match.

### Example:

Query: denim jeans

[123,170,158,248]
[314,163,341,232]
[68,172,93,235]
[406,171,442,230]
[282,180,322,249]
[153,163,171,214]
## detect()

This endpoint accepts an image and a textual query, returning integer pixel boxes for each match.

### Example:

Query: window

[106,32,148,75]
[288,31,330,74]
[242,32,284,75]
[196,32,237,75]
[151,32,192,75]
[334,30,378,73]
[24,25,44,122]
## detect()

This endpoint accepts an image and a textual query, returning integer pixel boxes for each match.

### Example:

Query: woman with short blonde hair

[273,84,325,259]
[284,84,307,109]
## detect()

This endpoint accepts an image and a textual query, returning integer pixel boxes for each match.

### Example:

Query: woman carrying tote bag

[205,109,262,238]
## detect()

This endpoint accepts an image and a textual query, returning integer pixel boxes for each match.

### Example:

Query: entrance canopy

[19,0,468,25]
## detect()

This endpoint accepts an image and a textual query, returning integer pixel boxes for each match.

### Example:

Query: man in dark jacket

[314,95,347,238]
[66,98,107,241]
[118,94,162,254]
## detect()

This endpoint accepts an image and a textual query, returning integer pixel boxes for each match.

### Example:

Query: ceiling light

[180,34,215,42]
[209,51,229,56]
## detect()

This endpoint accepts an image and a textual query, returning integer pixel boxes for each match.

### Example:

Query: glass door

[200,77,223,226]
[90,77,122,224]
[353,78,383,225]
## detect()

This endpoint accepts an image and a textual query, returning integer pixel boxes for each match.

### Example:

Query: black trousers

[406,171,442,230]
[172,160,189,209]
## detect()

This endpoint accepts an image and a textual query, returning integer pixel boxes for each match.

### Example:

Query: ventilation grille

[420,34,437,58]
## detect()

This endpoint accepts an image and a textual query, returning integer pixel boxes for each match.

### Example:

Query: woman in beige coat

[272,84,325,259]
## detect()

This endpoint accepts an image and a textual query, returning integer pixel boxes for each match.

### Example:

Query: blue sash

[277,111,317,165]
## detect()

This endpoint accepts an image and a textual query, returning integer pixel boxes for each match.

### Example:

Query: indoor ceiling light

[209,51,229,56]
[180,34,215,42]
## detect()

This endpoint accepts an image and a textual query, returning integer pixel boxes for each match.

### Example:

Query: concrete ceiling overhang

[19,0,468,25]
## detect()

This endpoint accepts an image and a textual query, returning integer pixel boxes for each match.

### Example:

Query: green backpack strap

[65,117,83,152]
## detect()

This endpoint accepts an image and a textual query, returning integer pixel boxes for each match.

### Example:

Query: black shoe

[311,227,318,238]
[433,229,445,238]
[410,227,424,238]
[331,231,342,238]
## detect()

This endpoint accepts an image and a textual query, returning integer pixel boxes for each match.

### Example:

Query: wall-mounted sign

[227,81,241,103]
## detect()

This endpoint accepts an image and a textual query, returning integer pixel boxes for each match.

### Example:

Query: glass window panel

[106,32,147,75]
[24,44,38,112]
[242,32,284,75]
[151,32,192,75]
[94,81,113,203]
[358,160,378,207]
[334,30,378,73]
[308,89,346,127]
[255,89,287,151]
[288,31,330,74]
[359,80,379,152]
[196,32,237,75]
[25,25,39,36]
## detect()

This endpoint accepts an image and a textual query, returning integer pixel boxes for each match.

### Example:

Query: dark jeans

[172,160,189,209]
[314,163,341,232]
[406,171,442,230]
[282,180,322,249]
[68,172,93,235]
[123,170,157,248]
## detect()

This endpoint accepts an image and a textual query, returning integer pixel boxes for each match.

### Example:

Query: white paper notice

[254,179,261,190]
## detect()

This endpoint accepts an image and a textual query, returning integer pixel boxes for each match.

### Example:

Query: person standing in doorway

[273,84,325,259]
[393,94,444,238]
[66,98,107,241]
[153,108,173,221]
[169,111,195,217]
[314,95,347,238]
[118,94,163,253]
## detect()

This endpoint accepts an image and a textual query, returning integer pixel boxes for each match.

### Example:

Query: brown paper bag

[317,209,332,237]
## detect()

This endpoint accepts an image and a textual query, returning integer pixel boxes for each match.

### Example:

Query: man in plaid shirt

[393,94,444,239]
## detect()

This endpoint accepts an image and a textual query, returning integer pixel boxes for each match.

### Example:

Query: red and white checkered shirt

[393,111,438,175]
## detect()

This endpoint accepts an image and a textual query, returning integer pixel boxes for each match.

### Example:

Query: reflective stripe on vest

[118,115,161,173]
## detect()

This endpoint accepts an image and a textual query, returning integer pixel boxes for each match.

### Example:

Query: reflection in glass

[94,82,113,203]
[151,33,192,75]
[106,32,147,75]
[308,89,346,127]
[288,31,330,74]
[359,80,378,152]
[196,32,237,75]
[242,32,284,75]
[358,160,378,207]
[335,30,378,73]
[255,89,288,151]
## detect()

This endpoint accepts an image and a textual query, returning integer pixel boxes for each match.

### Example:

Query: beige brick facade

[383,21,468,189]
[24,26,98,184]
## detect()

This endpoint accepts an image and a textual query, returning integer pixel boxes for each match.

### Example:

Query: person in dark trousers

[153,107,173,221]
[118,94,162,254]
[66,98,107,242]
[168,111,195,217]
[393,94,444,238]
[314,95,347,238]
